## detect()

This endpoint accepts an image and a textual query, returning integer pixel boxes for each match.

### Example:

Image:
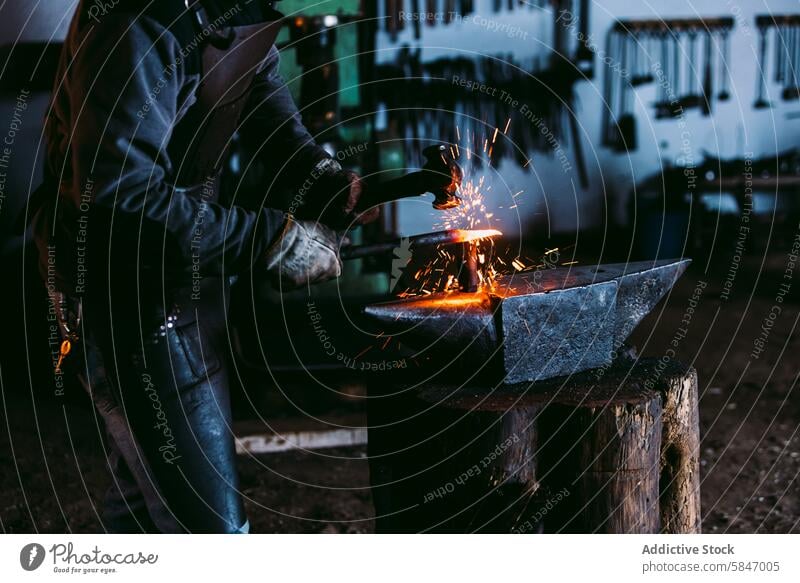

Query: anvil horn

[364,259,690,384]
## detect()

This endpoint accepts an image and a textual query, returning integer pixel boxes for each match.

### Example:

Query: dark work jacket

[32,0,328,301]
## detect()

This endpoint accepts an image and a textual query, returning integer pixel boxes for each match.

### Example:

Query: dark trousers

[73,280,247,533]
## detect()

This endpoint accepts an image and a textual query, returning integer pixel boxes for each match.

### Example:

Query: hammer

[358,144,464,211]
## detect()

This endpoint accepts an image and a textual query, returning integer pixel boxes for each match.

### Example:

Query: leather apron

[171,0,283,187]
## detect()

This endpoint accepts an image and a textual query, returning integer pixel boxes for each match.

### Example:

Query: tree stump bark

[368,358,700,533]
[656,359,702,533]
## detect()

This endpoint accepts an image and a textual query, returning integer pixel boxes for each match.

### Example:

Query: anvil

[364,259,690,384]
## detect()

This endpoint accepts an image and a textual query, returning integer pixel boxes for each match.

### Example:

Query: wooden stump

[657,360,702,533]
[368,358,700,533]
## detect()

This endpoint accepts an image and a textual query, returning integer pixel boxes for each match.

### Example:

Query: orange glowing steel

[398,122,520,297]
[452,229,502,243]
[400,294,493,310]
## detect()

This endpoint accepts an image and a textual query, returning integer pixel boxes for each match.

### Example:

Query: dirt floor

[629,253,800,534]
[1,253,798,533]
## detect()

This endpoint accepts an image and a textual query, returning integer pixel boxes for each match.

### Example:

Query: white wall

[383,0,800,239]
[0,0,76,43]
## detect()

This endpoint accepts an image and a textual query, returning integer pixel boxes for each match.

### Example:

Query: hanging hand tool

[701,29,714,116]
[783,25,800,100]
[775,25,786,85]
[568,99,590,188]
[669,29,683,117]
[615,34,637,151]
[601,31,617,145]
[445,0,456,24]
[717,27,731,101]
[680,29,702,110]
[655,30,672,119]
[575,0,594,75]
[630,31,643,86]
[411,0,421,39]
[386,0,398,40]
[426,0,436,27]
[754,22,771,109]
[631,29,654,86]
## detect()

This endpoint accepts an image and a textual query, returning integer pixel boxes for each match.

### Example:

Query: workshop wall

[587,0,799,232]
[376,0,800,240]
[0,0,798,250]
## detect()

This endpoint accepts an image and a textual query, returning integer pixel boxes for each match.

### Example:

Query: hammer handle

[356,172,427,212]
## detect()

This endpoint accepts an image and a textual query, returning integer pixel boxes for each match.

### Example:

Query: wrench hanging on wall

[602,17,735,151]
[717,27,731,101]
[754,19,771,109]
[756,14,800,103]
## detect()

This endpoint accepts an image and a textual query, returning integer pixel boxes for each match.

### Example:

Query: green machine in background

[276,0,370,145]
[229,2,389,379]
[268,1,387,295]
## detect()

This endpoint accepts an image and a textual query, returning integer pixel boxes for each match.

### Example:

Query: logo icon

[20,543,46,571]
[389,237,412,291]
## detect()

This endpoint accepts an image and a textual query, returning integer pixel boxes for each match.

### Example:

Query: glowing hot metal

[339,229,501,260]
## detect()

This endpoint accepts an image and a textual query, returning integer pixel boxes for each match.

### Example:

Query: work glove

[298,158,380,230]
[264,215,343,289]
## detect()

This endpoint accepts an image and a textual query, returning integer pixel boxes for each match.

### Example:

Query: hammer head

[421,144,463,210]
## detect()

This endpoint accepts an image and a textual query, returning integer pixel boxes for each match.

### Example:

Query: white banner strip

[1,534,798,582]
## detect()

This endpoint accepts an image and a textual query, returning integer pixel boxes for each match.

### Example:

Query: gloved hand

[298,159,380,230]
[264,215,343,289]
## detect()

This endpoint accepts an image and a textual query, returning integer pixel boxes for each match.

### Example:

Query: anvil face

[364,259,690,384]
